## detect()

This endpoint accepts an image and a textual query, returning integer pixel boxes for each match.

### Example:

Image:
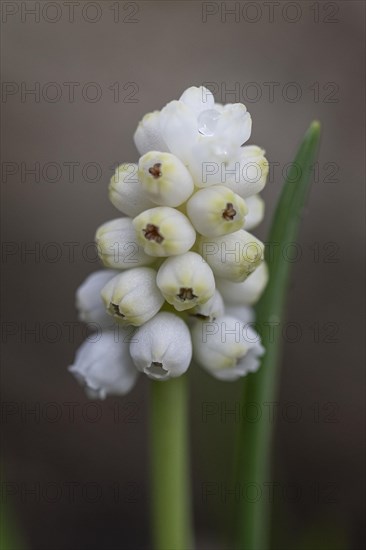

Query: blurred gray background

[1,1,365,549]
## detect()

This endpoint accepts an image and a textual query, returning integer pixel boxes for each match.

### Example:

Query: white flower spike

[186,185,247,237]
[191,315,264,381]
[138,151,194,207]
[156,251,215,311]
[101,267,164,326]
[73,85,269,391]
[130,312,192,380]
[133,207,196,257]
[69,331,139,399]
[96,217,155,269]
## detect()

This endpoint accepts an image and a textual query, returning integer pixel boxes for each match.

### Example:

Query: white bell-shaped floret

[191,315,264,381]
[156,251,215,312]
[69,331,138,399]
[216,262,269,306]
[186,185,247,237]
[101,267,164,326]
[109,163,155,217]
[76,269,119,328]
[138,151,194,207]
[198,230,264,282]
[133,111,169,156]
[133,207,196,257]
[96,218,155,269]
[130,312,192,380]
[189,289,225,322]
[244,194,265,230]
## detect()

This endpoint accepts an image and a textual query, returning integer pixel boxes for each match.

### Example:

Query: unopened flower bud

[156,251,215,311]
[101,267,164,326]
[216,262,268,306]
[133,207,196,257]
[76,269,119,328]
[109,163,155,217]
[191,315,264,381]
[198,230,264,282]
[179,85,215,116]
[244,194,265,230]
[138,151,194,207]
[69,331,139,399]
[214,103,252,148]
[130,312,192,380]
[96,217,154,269]
[186,185,247,237]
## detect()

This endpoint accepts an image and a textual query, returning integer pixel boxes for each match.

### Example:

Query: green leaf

[0,463,28,550]
[235,121,321,550]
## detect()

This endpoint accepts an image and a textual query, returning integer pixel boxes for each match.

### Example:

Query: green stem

[150,375,193,550]
[235,122,321,550]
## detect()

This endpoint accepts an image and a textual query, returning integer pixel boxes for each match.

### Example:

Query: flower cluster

[69,86,269,398]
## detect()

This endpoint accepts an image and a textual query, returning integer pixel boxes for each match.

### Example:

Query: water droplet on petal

[197,109,221,136]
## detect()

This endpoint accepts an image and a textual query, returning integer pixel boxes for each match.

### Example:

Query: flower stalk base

[150,375,193,550]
